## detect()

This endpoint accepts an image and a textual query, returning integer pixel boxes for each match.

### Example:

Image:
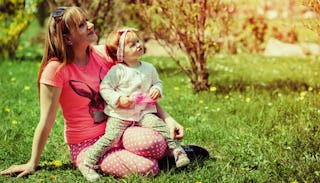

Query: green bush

[0,0,39,60]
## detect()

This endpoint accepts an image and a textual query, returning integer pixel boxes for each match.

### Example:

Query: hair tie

[116,28,138,62]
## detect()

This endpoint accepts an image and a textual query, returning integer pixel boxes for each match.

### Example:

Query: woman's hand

[165,117,184,140]
[0,162,36,177]
[155,103,184,139]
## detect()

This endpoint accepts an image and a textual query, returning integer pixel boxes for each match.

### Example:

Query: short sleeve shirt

[40,45,115,144]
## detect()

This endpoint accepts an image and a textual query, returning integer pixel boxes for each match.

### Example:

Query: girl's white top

[100,61,162,121]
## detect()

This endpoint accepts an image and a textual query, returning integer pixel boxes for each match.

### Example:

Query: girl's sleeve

[150,65,163,97]
[100,66,122,108]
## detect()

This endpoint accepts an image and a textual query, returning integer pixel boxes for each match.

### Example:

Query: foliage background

[2,0,319,92]
[1,0,320,182]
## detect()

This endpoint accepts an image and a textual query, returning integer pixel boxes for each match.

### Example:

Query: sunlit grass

[1,54,319,182]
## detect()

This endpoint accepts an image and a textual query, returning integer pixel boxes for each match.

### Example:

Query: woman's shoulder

[91,45,115,68]
[92,45,107,58]
[44,59,63,72]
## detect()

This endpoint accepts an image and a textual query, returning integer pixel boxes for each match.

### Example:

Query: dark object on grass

[158,145,210,170]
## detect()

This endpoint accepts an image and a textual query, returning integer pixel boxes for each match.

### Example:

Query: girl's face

[123,32,143,65]
[69,18,98,48]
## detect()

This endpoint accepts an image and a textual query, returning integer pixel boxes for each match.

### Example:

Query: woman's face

[69,19,98,48]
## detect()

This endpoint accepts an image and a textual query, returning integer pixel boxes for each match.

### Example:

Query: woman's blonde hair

[37,6,89,92]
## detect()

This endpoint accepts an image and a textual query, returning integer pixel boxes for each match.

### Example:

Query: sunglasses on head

[52,7,67,21]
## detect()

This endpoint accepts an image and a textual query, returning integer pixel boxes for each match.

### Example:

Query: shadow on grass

[214,79,314,94]
[1,163,74,179]
[37,163,75,171]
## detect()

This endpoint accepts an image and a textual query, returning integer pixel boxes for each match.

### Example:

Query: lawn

[0,53,320,183]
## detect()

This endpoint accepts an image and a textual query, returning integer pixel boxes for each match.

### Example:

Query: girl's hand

[149,88,160,100]
[118,94,134,108]
[0,162,36,177]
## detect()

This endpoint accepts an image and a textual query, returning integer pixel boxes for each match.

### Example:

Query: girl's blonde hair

[105,30,122,61]
[37,6,89,92]
[105,29,137,61]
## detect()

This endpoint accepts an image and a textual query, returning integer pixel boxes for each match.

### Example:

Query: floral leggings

[68,126,168,178]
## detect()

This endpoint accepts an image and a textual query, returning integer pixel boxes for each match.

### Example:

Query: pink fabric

[70,127,167,177]
[122,127,167,159]
[100,149,159,178]
[76,147,158,178]
[134,92,157,105]
[40,46,114,144]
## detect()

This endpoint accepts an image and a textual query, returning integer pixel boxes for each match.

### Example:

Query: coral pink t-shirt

[40,45,115,144]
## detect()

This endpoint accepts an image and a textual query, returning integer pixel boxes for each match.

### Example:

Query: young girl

[79,28,190,180]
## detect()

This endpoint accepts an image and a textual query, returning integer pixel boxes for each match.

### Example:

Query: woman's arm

[156,103,184,140]
[0,84,61,177]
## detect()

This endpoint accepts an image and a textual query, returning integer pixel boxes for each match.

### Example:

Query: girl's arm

[156,103,184,140]
[0,84,61,177]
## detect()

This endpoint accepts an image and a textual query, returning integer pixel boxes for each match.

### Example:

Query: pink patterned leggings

[68,127,168,178]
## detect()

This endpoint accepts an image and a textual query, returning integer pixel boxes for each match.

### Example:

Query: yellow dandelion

[174,87,180,91]
[195,181,203,183]
[224,95,229,99]
[308,86,313,91]
[185,128,191,131]
[12,120,18,125]
[50,175,57,180]
[5,107,10,112]
[24,86,30,91]
[199,100,204,104]
[245,97,251,103]
[291,181,299,183]
[50,160,62,167]
[210,86,217,92]
[300,91,307,97]
[11,77,16,81]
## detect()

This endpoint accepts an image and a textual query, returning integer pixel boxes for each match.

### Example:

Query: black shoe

[158,145,209,170]
[182,145,210,162]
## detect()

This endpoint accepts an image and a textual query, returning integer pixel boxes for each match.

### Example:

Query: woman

[0,6,185,181]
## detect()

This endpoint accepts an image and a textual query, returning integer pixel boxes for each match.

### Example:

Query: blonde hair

[38,6,89,92]
[105,30,121,61]
[105,29,137,61]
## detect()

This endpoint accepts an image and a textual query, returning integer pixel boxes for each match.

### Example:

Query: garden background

[1,0,320,182]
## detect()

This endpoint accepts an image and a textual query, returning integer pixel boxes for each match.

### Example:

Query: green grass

[1,54,320,183]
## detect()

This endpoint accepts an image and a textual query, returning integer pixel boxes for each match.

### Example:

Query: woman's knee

[122,127,168,159]
[100,148,159,178]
